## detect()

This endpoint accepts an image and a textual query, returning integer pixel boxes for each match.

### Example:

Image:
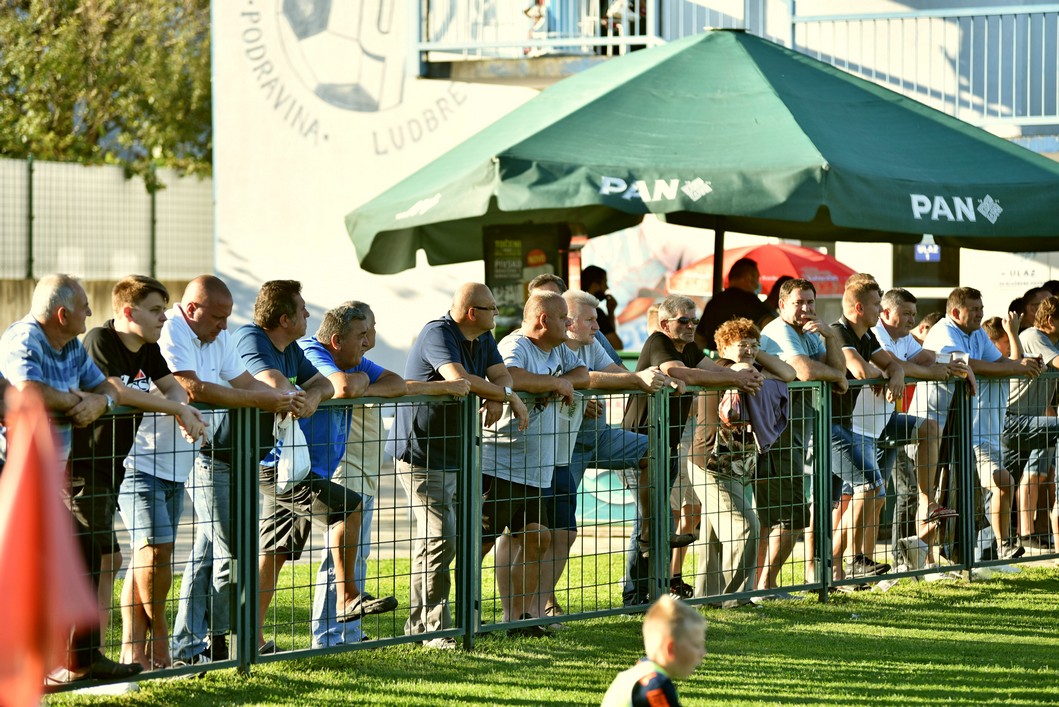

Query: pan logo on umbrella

[599,176,714,202]
[910,193,1004,224]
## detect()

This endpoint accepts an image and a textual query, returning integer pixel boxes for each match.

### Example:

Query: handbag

[274,413,311,494]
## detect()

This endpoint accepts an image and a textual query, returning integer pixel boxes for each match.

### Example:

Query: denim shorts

[973,444,1005,488]
[830,425,883,494]
[117,468,184,547]
[549,424,649,531]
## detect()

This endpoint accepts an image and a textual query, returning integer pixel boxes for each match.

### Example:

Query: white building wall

[213,2,537,371]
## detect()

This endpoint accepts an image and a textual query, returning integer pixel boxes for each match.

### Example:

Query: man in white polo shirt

[123,275,295,668]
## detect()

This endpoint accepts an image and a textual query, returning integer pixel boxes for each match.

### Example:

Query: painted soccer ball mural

[277,0,404,112]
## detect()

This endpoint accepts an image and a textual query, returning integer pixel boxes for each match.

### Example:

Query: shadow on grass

[56,567,1059,706]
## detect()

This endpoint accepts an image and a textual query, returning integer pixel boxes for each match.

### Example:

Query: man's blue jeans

[311,494,374,646]
[172,454,232,661]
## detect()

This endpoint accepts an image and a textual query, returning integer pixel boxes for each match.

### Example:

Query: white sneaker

[896,537,928,569]
[422,637,458,650]
[923,563,961,582]
[990,563,1021,574]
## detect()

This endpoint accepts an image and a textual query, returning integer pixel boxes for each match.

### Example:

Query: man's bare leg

[143,544,174,668]
[669,501,701,584]
[120,542,173,669]
[536,528,574,619]
[257,552,285,647]
[915,419,943,519]
[1019,474,1042,539]
[763,526,794,590]
[988,469,1016,547]
[119,558,148,667]
[98,550,122,640]
[508,525,551,621]
[493,533,514,620]
[330,511,363,607]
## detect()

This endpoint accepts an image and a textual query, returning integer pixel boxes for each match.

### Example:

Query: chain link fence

[0,156,213,281]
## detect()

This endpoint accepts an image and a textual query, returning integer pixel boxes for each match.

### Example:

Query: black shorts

[258,467,362,561]
[754,442,810,531]
[65,469,121,555]
[482,475,550,541]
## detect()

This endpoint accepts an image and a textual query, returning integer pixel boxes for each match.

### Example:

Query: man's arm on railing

[438,360,528,429]
[659,356,763,395]
[173,369,297,414]
[111,374,206,442]
[588,362,664,393]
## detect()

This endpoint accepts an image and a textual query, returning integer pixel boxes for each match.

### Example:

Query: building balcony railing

[416,1,1059,132]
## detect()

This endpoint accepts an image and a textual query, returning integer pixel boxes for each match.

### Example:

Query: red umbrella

[667,243,857,297]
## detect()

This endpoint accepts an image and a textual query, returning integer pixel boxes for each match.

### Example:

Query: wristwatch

[104,393,116,412]
[503,386,513,402]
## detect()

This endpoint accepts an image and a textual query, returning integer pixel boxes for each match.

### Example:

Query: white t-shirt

[1008,327,1059,415]
[851,324,925,438]
[125,305,246,482]
[910,316,1001,436]
[481,330,585,489]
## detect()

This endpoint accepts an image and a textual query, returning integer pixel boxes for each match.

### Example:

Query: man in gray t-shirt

[482,291,588,628]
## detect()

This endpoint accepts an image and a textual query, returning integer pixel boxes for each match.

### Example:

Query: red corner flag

[0,387,98,706]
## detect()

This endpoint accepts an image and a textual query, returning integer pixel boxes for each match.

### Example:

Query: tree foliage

[0,0,211,189]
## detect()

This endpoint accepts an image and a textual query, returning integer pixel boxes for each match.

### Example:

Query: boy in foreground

[601,596,706,706]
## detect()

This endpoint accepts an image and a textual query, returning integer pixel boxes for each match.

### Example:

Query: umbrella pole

[712,227,725,299]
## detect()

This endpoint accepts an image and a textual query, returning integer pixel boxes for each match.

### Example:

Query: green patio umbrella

[347,29,1059,276]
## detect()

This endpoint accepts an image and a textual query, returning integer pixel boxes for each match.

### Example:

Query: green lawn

[48,563,1059,706]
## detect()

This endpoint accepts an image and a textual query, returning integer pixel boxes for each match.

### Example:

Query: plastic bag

[274,413,310,494]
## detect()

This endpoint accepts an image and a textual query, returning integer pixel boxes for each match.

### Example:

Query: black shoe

[207,634,229,662]
[998,540,1025,561]
[86,653,143,681]
[849,554,891,578]
[669,580,694,599]
[507,614,549,638]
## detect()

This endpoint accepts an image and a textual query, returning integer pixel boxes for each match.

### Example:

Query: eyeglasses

[735,342,761,351]
[471,305,499,313]
[664,316,699,326]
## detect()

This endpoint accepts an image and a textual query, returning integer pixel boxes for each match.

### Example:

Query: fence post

[458,394,482,650]
[149,165,158,278]
[232,407,258,673]
[813,381,833,601]
[952,384,977,580]
[26,154,34,279]
[646,387,670,601]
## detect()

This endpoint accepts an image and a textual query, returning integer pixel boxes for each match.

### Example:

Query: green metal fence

[53,377,1058,690]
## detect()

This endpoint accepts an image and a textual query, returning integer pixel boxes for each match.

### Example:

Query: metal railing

[791,4,1059,128]
[52,375,1058,690]
[414,1,1059,132]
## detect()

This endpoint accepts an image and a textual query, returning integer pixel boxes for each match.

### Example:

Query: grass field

[46,562,1059,706]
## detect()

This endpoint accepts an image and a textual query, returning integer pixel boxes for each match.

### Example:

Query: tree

[0,0,211,189]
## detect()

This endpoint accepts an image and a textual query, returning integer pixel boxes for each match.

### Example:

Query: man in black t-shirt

[829,278,904,581]
[582,265,624,350]
[620,295,763,605]
[694,258,775,352]
[66,276,205,676]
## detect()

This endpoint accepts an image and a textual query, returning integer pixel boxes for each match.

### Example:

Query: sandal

[926,504,958,522]
[338,592,399,622]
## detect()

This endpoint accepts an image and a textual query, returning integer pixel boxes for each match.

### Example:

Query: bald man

[483,291,589,634]
[387,283,528,648]
[120,275,294,668]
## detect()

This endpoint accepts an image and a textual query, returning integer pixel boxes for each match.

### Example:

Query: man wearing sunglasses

[621,295,763,605]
